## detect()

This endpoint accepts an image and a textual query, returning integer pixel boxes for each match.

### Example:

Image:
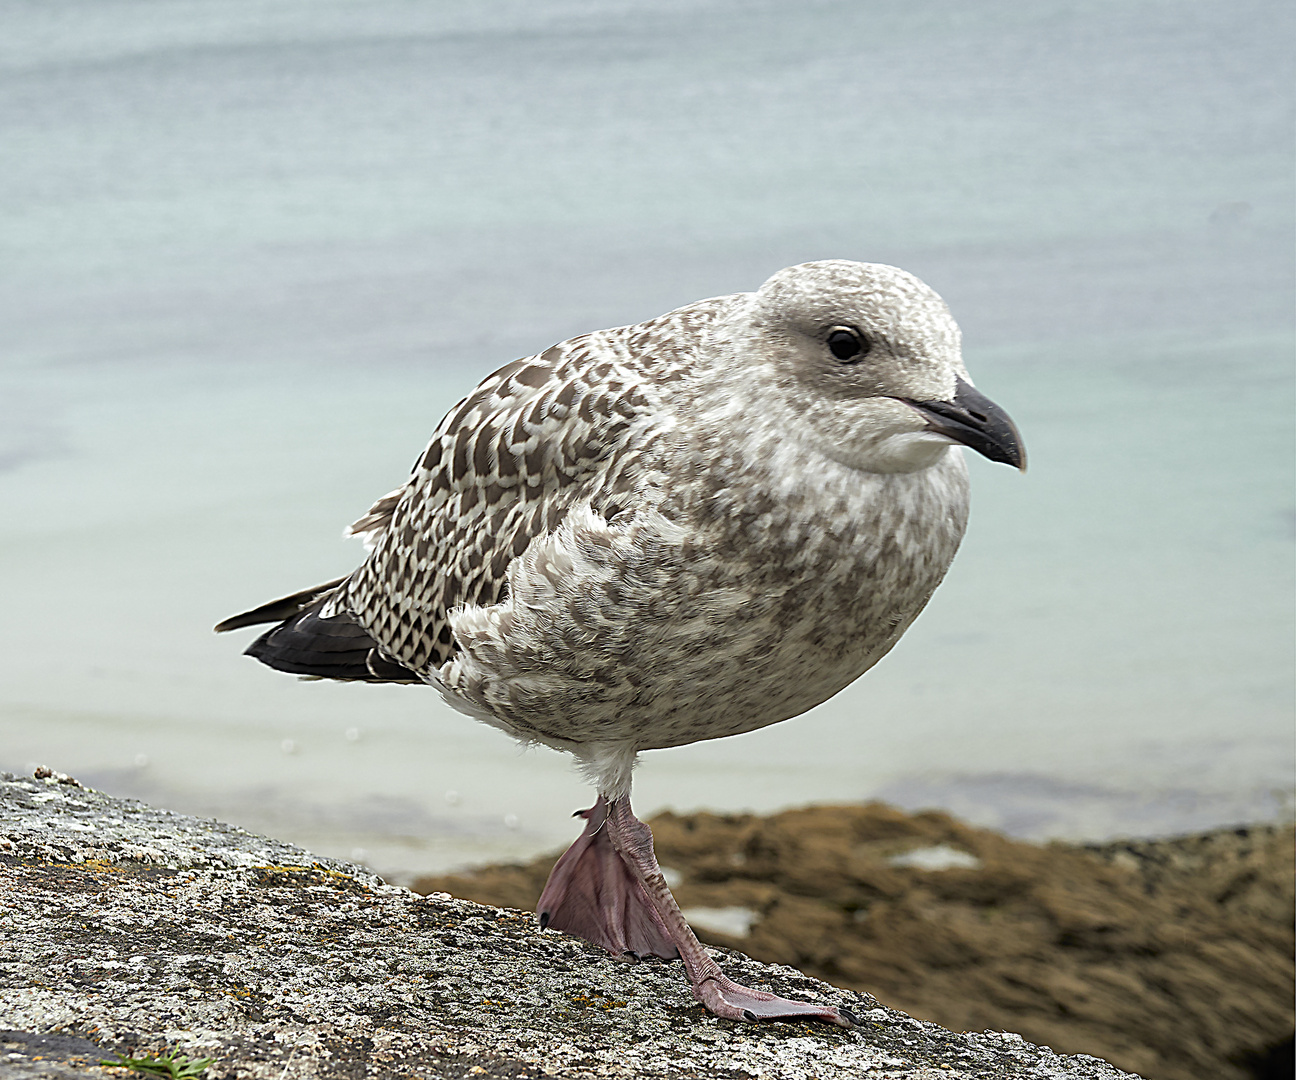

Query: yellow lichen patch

[568,992,626,1010]
[80,859,128,874]
[41,859,128,875]
[251,864,364,890]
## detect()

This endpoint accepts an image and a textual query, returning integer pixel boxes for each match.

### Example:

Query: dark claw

[742,1010,757,1022]
[839,1007,861,1027]
[538,911,550,929]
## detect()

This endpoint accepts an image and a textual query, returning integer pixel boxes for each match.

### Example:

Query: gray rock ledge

[0,771,1137,1079]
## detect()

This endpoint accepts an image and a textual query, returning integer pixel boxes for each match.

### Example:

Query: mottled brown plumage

[335,307,707,675]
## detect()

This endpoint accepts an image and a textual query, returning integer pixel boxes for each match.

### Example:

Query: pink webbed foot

[539,795,859,1028]
[536,799,679,961]
[693,972,859,1027]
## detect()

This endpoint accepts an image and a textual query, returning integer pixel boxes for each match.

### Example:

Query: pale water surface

[2,0,1292,881]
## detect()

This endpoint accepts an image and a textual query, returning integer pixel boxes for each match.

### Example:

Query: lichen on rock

[0,772,1137,1079]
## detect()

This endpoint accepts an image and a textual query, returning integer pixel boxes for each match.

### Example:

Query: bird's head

[736,260,1025,475]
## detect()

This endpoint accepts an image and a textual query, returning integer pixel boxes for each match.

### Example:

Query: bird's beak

[901,377,1026,471]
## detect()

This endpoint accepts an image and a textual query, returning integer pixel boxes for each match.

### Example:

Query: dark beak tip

[996,417,1027,473]
[985,443,1027,472]
[904,380,1026,472]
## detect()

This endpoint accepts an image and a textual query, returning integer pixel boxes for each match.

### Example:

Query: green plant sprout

[99,1049,215,1079]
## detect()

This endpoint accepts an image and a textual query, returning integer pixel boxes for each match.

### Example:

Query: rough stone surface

[0,772,1137,1079]
[419,804,1296,1080]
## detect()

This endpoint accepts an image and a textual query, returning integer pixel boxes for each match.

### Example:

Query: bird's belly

[439,458,968,751]
[606,607,914,751]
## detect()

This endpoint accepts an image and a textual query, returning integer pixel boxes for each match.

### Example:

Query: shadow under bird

[217,260,1024,1026]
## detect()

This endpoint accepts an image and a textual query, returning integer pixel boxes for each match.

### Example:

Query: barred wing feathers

[218,297,730,682]
[337,332,663,675]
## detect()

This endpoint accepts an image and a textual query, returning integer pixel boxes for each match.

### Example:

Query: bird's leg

[599,796,857,1027]
[536,796,680,961]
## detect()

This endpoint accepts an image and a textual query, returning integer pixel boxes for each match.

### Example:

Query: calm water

[2,0,1292,881]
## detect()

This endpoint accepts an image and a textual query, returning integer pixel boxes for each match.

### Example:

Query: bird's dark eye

[826,327,869,362]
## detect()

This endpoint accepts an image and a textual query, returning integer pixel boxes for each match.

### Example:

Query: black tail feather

[229,589,421,685]
[214,577,348,633]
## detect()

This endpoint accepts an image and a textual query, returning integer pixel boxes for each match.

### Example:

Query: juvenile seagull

[217,261,1024,1027]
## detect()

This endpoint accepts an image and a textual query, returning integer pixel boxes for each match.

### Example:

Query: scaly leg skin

[539,795,858,1028]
